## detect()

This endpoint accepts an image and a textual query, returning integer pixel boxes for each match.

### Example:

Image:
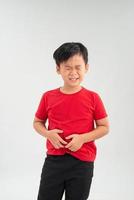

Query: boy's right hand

[46,129,68,149]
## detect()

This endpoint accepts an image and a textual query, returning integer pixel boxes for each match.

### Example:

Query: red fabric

[35,86,108,161]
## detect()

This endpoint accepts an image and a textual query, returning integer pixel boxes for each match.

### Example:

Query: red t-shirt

[35,86,108,161]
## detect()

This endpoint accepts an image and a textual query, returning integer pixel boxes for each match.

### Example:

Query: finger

[65,142,72,148]
[54,144,60,149]
[69,147,76,152]
[65,134,74,139]
[58,144,64,148]
[53,141,61,149]
[59,138,68,145]
[57,142,65,148]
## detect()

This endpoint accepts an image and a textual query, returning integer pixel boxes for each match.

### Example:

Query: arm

[81,117,110,143]
[33,116,67,148]
[33,116,49,138]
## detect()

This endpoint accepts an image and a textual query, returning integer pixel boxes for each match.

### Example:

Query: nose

[70,68,78,75]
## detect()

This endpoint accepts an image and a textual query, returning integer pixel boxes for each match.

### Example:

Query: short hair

[53,42,88,66]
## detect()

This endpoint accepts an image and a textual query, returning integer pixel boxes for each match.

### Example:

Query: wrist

[81,132,92,143]
[80,133,87,144]
[45,130,50,138]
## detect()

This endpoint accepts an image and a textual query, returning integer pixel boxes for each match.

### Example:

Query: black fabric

[37,153,94,200]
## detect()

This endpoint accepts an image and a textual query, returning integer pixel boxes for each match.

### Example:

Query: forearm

[33,122,49,138]
[81,125,109,143]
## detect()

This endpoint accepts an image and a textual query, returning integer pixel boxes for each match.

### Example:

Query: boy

[33,42,109,200]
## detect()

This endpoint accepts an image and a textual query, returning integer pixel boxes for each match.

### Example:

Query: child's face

[56,54,89,89]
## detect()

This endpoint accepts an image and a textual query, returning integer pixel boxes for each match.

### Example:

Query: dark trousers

[37,153,94,200]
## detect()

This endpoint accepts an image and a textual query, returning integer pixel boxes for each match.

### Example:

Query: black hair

[53,42,88,66]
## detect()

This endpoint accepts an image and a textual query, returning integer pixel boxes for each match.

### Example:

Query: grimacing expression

[56,54,89,86]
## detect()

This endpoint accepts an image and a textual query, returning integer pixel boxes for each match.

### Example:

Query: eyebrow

[64,65,81,67]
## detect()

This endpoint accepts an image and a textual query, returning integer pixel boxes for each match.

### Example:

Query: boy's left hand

[65,134,84,152]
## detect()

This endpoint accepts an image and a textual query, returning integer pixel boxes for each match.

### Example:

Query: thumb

[65,134,74,139]
[55,129,63,133]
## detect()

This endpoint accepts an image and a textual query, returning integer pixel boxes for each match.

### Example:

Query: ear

[85,64,89,72]
[56,65,60,74]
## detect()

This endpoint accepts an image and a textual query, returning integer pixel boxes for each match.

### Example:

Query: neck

[60,85,82,94]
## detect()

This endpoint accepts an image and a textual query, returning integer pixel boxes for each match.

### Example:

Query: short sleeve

[35,93,48,121]
[93,93,108,120]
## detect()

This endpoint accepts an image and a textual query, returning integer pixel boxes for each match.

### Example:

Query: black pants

[37,153,94,200]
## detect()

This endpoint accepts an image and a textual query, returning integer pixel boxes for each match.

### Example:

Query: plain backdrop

[0,0,134,199]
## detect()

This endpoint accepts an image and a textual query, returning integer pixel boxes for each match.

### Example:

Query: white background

[0,0,134,199]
